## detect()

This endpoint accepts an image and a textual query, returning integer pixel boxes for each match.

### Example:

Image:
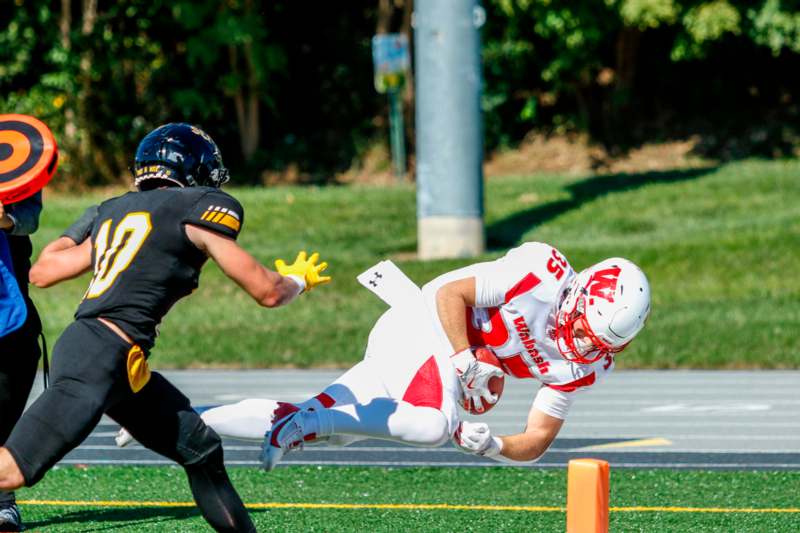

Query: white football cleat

[260,406,316,471]
[115,427,134,448]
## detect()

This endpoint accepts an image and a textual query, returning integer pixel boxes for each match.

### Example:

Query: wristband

[450,348,475,375]
[286,274,306,295]
[482,436,503,458]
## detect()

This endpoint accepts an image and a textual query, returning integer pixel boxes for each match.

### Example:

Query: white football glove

[453,421,502,457]
[450,348,504,414]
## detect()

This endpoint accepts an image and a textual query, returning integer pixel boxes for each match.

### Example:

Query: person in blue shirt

[0,193,43,532]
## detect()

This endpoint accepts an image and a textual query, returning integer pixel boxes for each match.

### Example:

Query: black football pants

[0,306,41,506]
[4,318,255,532]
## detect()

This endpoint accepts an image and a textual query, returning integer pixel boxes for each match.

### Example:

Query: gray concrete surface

[28,370,800,470]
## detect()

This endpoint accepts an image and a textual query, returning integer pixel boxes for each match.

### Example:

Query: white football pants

[202,305,462,447]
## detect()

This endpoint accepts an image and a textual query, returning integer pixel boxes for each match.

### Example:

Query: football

[464,347,506,415]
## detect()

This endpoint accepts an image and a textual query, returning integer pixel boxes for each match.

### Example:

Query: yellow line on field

[18,500,559,512]
[247,503,562,512]
[577,437,673,450]
[21,500,196,508]
[18,500,800,513]
[610,506,800,514]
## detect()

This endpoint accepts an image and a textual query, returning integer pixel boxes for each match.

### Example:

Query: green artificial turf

[16,466,800,532]
[29,159,800,369]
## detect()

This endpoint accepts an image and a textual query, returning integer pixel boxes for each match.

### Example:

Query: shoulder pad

[183,189,244,239]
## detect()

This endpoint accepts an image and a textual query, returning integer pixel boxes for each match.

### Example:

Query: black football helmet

[133,123,230,190]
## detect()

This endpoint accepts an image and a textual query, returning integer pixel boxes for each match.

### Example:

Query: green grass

[17,466,800,531]
[30,159,800,368]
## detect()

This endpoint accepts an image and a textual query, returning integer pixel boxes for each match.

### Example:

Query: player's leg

[198,398,362,449]
[0,316,41,445]
[289,306,421,411]
[261,398,452,470]
[206,307,428,447]
[201,398,280,441]
[1,319,128,489]
[288,305,436,415]
[306,304,460,447]
[308,399,451,445]
[0,314,41,527]
[262,352,461,469]
[200,356,387,443]
[107,372,256,533]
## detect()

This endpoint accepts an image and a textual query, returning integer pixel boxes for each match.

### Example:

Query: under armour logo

[368,271,383,287]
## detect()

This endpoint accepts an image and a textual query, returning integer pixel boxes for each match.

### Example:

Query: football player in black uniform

[0,123,330,532]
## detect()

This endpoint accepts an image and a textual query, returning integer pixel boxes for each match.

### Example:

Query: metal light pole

[388,88,406,177]
[414,0,485,259]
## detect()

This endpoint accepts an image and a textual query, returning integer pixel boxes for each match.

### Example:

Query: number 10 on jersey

[85,212,152,299]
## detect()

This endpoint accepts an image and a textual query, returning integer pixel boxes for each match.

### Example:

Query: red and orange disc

[0,114,58,204]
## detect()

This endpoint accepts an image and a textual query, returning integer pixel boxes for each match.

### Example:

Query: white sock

[201,399,279,441]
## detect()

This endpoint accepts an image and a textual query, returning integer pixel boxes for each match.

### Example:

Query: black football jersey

[75,186,244,350]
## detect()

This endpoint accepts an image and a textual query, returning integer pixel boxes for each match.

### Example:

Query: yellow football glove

[275,251,331,292]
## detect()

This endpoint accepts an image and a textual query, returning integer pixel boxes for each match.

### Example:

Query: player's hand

[275,251,331,291]
[450,349,504,414]
[0,200,12,230]
[452,421,502,457]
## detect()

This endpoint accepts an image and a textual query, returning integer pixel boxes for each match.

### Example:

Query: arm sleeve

[5,192,43,236]
[183,191,245,240]
[61,204,99,243]
[532,385,576,420]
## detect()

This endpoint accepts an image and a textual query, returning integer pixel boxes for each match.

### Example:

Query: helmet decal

[587,267,621,303]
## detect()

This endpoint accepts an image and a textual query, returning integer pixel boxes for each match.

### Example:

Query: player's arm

[436,244,547,347]
[499,407,564,461]
[29,237,93,288]
[454,385,571,462]
[29,204,99,288]
[0,201,11,231]
[436,276,503,412]
[453,406,563,463]
[185,224,324,308]
[435,277,475,352]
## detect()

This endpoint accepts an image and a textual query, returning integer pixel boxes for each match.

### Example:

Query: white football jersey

[422,242,616,395]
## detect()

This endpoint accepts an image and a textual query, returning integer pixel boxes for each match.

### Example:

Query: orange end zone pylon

[566,458,609,533]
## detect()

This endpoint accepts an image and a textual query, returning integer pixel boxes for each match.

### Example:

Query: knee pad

[399,406,450,446]
[418,409,450,446]
[176,411,222,466]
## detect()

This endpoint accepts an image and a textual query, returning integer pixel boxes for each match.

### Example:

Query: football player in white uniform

[198,242,651,468]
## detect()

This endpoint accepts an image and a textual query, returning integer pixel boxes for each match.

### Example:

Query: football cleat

[270,401,300,423]
[115,427,134,448]
[0,501,22,532]
[260,407,317,471]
